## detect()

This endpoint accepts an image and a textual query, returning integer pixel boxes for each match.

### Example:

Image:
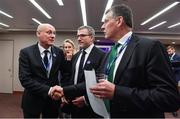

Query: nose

[77,36,81,41]
[50,32,56,38]
[101,23,105,31]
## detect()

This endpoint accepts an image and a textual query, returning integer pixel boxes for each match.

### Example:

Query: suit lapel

[49,46,57,77]
[84,46,96,70]
[114,35,138,84]
[71,52,81,82]
[33,44,47,73]
[72,47,96,83]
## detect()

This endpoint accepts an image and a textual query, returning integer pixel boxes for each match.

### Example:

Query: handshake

[49,85,68,103]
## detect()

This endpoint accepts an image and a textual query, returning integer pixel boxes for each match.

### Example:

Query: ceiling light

[32,18,42,25]
[102,0,114,22]
[148,21,167,30]
[80,0,87,25]
[168,22,180,28]
[56,0,64,6]
[0,22,10,27]
[0,10,13,18]
[141,2,179,25]
[172,42,175,44]
[29,0,52,19]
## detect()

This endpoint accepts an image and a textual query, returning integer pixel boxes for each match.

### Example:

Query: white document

[84,69,109,118]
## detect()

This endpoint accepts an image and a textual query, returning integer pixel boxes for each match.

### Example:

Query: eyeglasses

[77,34,91,37]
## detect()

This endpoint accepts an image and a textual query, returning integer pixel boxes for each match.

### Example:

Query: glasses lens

[77,34,91,37]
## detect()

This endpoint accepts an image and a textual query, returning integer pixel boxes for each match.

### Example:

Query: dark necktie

[43,50,49,69]
[77,50,86,83]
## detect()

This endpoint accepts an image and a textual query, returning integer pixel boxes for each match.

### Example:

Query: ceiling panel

[0,0,180,37]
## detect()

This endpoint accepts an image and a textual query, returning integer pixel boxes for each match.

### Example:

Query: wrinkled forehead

[37,24,55,32]
[104,11,114,20]
[77,28,89,34]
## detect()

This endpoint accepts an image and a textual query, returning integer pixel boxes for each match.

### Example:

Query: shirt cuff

[83,96,88,106]
[48,87,52,96]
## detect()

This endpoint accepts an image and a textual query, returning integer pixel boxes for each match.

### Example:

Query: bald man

[19,23,69,118]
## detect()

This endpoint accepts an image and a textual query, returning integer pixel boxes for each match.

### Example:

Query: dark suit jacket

[62,46,106,117]
[19,43,69,115]
[171,53,180,82]
[105,34,180,118]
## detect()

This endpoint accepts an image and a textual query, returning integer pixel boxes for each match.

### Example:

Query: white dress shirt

[74,44,94,84]
[113,31,132,82]
[38,43,52,77]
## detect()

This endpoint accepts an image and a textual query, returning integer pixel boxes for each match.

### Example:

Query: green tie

[108,43,120,82]
[104,43,120,113]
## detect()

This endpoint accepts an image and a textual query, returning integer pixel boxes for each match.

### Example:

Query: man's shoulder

[93,46,106,55]
[21,44,37,52]
[174,53,180,61]
[133,34,156,43]
[133,34,162,47]
[52,45,60,50]
[51,45,63,54]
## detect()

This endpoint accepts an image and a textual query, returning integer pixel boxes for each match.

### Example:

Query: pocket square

[53,53,56,57]
[86,60,91,64]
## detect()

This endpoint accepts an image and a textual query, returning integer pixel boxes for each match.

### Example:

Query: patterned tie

[43,50,49,69]
[108,43,120,82]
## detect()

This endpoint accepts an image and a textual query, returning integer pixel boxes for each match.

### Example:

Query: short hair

[167,45,175,50]
[106,4,133,28]
[77,25,95,39]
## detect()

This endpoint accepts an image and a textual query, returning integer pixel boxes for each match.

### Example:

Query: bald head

[36,23,56,49]
[37,23,55,32]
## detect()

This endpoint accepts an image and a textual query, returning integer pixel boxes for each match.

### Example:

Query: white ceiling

[0,0,180,44]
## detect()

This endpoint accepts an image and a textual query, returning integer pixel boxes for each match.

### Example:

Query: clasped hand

[50,85,68,103]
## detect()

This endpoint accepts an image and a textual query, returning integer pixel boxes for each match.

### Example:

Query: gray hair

[77,25,95,39]
[106,4,133,28]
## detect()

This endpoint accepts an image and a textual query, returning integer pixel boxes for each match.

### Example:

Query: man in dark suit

[52,26,106,118]
[90,4,180,118]
[167,45,180,82]
[19,23,69,118]
[166,45,180,117]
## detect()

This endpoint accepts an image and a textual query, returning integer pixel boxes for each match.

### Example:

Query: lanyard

[106,37,131,75]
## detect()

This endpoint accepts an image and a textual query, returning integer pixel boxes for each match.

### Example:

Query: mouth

[49,39,55,42]
[78,41,83,44]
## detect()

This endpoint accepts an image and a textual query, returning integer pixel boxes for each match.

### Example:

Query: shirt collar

[83,44,94,54]
[117,31,132,45]
[171,53,175,58]
[38,43,51,55]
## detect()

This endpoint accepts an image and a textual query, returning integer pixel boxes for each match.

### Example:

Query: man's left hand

[90,79,115,99]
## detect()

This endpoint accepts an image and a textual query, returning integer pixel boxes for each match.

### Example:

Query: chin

[104,34,109,39]
[49,43,54,46]
[79,45,83,48]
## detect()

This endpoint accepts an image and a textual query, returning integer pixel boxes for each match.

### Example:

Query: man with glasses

[53,25,106,118]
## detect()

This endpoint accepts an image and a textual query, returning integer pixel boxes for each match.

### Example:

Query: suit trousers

[23,98,59,118]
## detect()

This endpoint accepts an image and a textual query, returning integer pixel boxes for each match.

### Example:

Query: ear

[36,31,40,37]
[116,16,123,27]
